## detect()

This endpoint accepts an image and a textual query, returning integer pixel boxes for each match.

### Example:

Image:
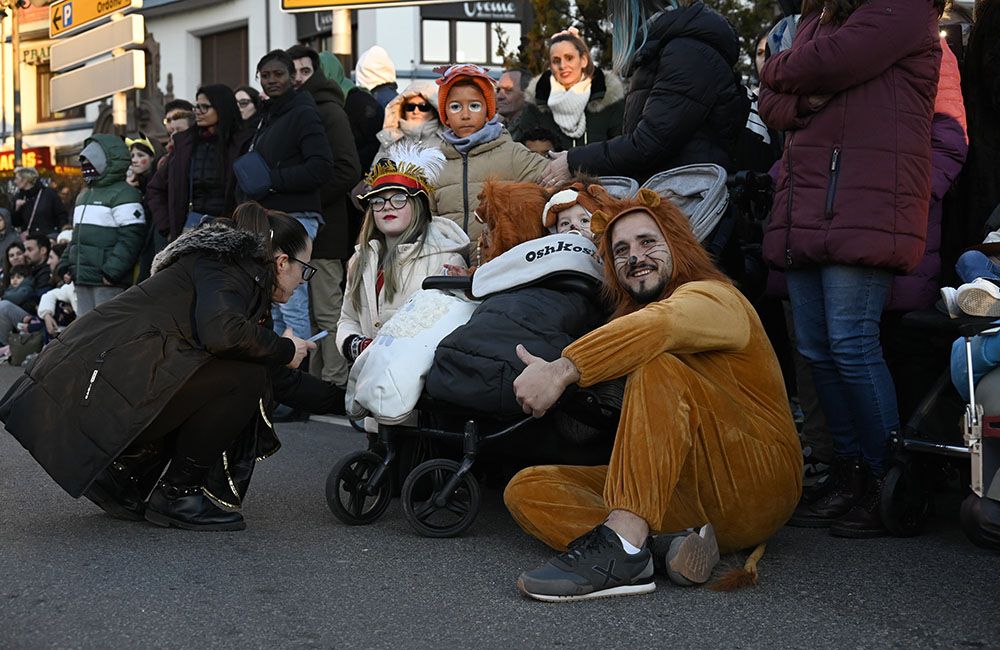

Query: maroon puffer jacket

[758,1,941,274]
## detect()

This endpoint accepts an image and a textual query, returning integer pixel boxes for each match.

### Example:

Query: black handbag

[233,120,271,200]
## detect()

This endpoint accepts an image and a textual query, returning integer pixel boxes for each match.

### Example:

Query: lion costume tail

[709,543,767,591]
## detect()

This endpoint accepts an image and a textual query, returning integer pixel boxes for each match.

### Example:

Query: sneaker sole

[957,286,1000,317]
[665,525,720,586]
[516,578,655,602]
[145,509,246,531]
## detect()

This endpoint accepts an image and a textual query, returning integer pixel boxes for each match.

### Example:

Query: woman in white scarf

[519,28,625,151]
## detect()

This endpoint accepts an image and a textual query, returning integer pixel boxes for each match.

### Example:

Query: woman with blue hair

[539,0,749,185]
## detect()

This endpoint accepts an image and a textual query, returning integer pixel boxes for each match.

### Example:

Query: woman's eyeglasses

[403,103,433,113]
[192,103,214,114]
[368,193,409,211]
[288,255,318,281]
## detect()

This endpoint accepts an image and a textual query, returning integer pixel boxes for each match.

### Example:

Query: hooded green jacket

[67,134,148,287]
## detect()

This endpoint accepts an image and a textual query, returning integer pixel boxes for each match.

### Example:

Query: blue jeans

[956,250,1000,284]
[786,266,898,475]
[272,213,320,339]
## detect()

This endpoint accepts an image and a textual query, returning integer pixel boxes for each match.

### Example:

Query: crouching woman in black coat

[0,202,341,531]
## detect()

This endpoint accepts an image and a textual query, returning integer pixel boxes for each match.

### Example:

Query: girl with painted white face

[337,143,470,362]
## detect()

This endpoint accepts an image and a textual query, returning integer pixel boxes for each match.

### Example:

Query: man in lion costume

[506,186,803,602]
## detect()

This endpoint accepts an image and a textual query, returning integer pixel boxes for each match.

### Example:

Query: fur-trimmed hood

[525,67,625,115]
[151,222,268,275]
[376,80,444,150]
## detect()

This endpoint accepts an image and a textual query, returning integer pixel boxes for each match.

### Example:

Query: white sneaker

[940,287,962,319]
[957,278,1000,317]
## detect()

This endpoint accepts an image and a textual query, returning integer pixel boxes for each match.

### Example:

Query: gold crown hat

[360,142,446,202]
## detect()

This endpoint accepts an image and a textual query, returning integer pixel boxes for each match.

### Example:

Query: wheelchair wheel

[326,451,392,525]
[401,459,480,538]
[880,463,931,537]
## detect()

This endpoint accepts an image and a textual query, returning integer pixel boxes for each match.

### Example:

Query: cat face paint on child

[555,204,594,241]
[444,85,489,138]
[372,191,415,238]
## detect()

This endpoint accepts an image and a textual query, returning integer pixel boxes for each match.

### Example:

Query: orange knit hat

[434,64,497,126]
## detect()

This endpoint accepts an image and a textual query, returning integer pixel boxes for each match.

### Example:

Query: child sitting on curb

[337,142,470,363]
[432,64,549,255]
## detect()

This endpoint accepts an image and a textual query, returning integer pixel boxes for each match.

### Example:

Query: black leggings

[133,359,267,466]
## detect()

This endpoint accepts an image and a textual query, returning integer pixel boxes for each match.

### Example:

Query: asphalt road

[1,363,998,649]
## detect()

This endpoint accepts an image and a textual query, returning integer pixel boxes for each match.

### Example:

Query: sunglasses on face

[368,193,409,211]
[288,255,317,281]
[193,103,214,114]
[403,103,433,113]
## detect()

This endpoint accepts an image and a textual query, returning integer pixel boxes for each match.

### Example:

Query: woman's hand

[283,327,317,369]
[512,344,581,418]
[443,264,473,277]
[806,94,833,112]
[539,151,571,187]
[43,314,58,337]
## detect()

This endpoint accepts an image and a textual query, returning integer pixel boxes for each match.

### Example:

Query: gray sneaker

[517,525,655,602]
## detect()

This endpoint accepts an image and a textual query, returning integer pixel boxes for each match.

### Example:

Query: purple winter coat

[758,1,941,274]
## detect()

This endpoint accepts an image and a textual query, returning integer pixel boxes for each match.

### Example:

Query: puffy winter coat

[567,1,749,181]
[519,68,625,151]
[300,70,362,261]
[425,275,604,417]
[146,127,249,241]
[67,134,148,287]
[0,223,340,502]
[887,39,968,311]
[433,132,548,241]
[758,1,941,273]
[374,80,445,165]
[337,217,470,349]
[245,90,335,214]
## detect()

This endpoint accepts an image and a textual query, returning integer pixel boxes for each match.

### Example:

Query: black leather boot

[144,457,246,531]
[830,472,888,538]
[787,457,867,528]
[83,460,147,521]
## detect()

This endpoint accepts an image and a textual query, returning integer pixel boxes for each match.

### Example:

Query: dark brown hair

[549,33,596,78]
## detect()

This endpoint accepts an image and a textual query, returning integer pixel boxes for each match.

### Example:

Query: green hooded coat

[67,134,148,287]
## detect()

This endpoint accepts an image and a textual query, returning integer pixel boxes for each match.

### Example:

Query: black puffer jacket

[424,276,604,417]
[0,223,339,502]
[245,90,335,214]
[567,1,749,181]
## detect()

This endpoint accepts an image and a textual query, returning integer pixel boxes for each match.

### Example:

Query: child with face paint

[431,64,549,253]
[541,181,607,241]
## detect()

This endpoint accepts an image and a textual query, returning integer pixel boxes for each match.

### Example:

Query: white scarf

[547,75,592,140]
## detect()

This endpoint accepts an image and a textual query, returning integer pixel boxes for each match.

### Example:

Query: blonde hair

[346,195,432,312]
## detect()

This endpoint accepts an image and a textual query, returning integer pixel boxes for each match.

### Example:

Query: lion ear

[590,210,611,237]
[637,188,661,208]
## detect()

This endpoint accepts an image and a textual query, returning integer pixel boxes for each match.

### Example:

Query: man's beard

[627,278,668,304]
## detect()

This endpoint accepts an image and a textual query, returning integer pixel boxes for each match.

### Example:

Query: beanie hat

[541,182,607,233]
[433,64,497,125]
[360,141,446,202]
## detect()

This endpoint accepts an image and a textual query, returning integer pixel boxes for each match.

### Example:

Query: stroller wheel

[880,463,931,537]
[326,451,392,525]
[401,459,481,538]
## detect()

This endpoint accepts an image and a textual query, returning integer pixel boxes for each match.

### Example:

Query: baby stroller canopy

[639,164,730,243]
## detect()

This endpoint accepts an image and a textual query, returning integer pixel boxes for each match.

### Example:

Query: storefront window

[422,19,451,63]
[36,64,86,123]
